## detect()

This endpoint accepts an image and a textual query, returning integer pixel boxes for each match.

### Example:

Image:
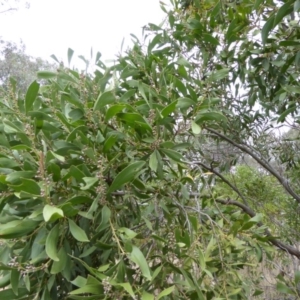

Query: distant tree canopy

[0,0,29,14]
[1,0,300,299]
[0,39,54,94]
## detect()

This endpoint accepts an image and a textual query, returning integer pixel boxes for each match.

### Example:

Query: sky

[0,0,166,66]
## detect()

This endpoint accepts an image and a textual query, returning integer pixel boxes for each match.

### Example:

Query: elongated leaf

[46,224,60,261]
[37,71,57,79]
[11,178,41,195]
[69,219,89,242]
[274,2,293,26]
[129,246,151,280]
[142,291,154,300]
[208,68,230,81]
[69,284,103,295]
[11,269,20,296]
[94,91,115,111]
[195,111,227,123]
[116,282,135,298]
[160,148,183,163]
[261,14,275,44]
[25,81,40,114]
[68,48,74,66]
[149,150,158,172]
[107,161,145,194]
[161,100,178,117]
[0,220,39,239]
[51,246,67,274]
[81,177,98,190]
[276,282,295,295]
[176,97,196,109]
[158,286,175,299]
[105,104,127,121]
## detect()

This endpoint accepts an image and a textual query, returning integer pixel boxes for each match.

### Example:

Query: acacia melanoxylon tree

[1,0,300,299]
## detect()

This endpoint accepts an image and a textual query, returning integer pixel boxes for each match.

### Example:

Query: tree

[0,0,29,14]
[1,0,300,299]
[0,39,54,94]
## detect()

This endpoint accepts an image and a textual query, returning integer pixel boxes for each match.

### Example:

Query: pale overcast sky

[0,0,165,66]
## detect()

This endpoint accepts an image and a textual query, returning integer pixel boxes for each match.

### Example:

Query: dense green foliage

[1,0,300,299]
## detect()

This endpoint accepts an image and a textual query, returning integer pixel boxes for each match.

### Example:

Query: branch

[205,127,300,204]
[112,191,300,258]
[190,161,250,207]
[0,7,17,13]
[216,198,300,259]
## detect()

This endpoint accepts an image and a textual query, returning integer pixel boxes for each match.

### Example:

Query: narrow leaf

[46,224,60,261]
[129,246,151,280]
[149,151,158,172]
[25,81,40,114]
[158,286,175,299]
[107,161,145,194]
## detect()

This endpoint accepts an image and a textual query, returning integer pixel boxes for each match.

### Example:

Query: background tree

[0,0,29,14]
[0,39,54,94]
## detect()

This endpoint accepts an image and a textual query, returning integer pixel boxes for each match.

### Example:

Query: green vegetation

[1,0,300,299]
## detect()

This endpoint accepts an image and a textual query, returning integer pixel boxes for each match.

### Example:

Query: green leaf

[142,291,154,300]
[276,282,295,295]
[71,276,87,288]
[191,121,201,134]
[0,288,28,299]
[161,100,178,117]
[94,91,115,111]
[279,40,300,47]
[129,246,151,280]
[295,0,300,11]
[118,228,137,239]
[117,113,152,131]
[81,177,99,190]
[105,104,127,121]
[69,284,103,295]
[275,1,293,26]
[283,85,300,94]
[43,205,64,222]
[68,48,74,66]
[160,148,183,163]
[0,219,39,239]
[107,161,145,194]
[50,246,68,274]
[25,81,40,114]
[278,107,295,122]
[6,171,35,184]
[37,71,57,79]
[261,14,275,44]
[11,178,41,195]
[68,219,89,242]
[149,150,158,172]
[46,224,60,261]
[295,271,300,284]
[157,286,175,299]
[208,68,230,81]
[11,269,20,296]
[198,249,206,270]
[202,33,219,46]
[195,111,227,123]
[116,282,135,298]
[176,97,196,109]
